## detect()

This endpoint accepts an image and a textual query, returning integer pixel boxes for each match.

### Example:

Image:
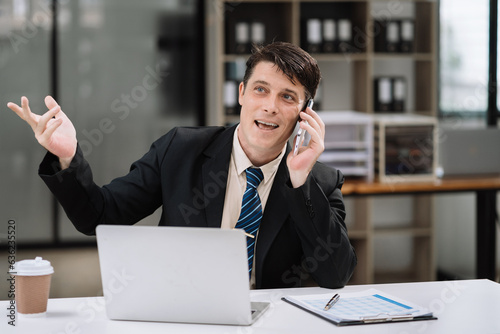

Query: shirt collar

[232,125,286,185]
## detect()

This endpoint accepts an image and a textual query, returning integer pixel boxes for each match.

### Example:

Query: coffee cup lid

[10,257,54,276]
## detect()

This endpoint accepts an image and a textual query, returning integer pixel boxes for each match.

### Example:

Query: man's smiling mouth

[255,120,279,130]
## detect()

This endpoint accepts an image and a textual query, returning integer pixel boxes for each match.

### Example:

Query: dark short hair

[242,41,321,109]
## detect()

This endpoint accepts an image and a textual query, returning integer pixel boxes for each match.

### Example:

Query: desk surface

[2,279,500,333]
[342,175,500,195]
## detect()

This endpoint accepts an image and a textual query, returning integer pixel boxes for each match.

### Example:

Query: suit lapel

[201,125,236,227]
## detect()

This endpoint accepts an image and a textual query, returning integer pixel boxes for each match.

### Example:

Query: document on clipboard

[282,289,437,326]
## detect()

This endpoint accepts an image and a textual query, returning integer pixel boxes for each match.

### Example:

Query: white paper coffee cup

[10,257,54,316]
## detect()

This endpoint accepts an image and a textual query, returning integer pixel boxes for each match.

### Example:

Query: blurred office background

[0,0,499,298]
[0,0,204,296]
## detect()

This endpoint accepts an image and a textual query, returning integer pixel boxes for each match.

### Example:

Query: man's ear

[238,82,245,106]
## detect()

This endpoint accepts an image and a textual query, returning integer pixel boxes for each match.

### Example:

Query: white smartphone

[293,99,314,156]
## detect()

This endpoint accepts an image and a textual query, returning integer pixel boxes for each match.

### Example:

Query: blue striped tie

[235,167,264,276]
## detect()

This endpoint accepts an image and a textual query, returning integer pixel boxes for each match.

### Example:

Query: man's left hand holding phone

[288,98,326,188]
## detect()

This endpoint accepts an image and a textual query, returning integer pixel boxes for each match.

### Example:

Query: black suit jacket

[39,125,356,289]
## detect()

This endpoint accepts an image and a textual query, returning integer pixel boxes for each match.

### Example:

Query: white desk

[2,279,500,333]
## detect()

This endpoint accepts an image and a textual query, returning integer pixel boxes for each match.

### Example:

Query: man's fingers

[298,113,325,155]
[6,102,25,119]
[39,118,62,143]
[36,105,61,136]
[305,107,324,128]
[44,95,68,121]
[21,96,38,130]
[44,95,59,110]
[302,109,325,138]
[300,112,321,139]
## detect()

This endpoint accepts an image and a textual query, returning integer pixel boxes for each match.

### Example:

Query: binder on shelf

[374,20,388,52]
[392,77,406,112]
[224,61,244,116]
[223,80,239,116]
[322,19,336,53]
[375,20,413,53]
[234,21,250,54]
[337,19,353,53]
[400,20,414,53]
[374,77,393,112]
[386,21,400,53]
[250,21,266,46]
[306,18,322,53]
[250,21,266,45]
[282,289,436,327]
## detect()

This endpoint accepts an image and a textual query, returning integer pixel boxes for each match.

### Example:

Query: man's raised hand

[7,96,77,169]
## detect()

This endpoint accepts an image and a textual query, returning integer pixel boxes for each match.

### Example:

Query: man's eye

[283,94,295,102]
[255,87,265,93]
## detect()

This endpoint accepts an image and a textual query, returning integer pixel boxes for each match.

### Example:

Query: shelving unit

[344,192,435,284]
[205,0,438,285]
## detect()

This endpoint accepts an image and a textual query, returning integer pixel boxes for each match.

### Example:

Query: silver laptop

[95,225,270,325]
[438,128,500,177]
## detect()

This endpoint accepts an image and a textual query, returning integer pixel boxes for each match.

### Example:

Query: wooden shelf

[223,54,251,62]
[373,53,434,61]
[374,227,432,237]
[347,230,370,239]
[311,53,368,61]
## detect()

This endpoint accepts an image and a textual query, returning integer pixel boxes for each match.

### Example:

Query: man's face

[238,61,306,160]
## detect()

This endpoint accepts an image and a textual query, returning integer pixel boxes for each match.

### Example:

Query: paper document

[282,289,436,326]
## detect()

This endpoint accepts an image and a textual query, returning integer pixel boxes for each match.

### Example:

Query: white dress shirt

[221,125,287,288]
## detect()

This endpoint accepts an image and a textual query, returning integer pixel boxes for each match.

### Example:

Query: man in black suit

[7,42,356,289]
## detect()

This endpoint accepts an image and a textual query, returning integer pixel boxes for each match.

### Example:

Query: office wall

[0,0,203,245]
[1,0,203,298]
[57,0,203,242]
[1,0,54,244]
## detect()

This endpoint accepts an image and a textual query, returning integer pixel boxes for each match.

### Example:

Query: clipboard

[282,289,437,326]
